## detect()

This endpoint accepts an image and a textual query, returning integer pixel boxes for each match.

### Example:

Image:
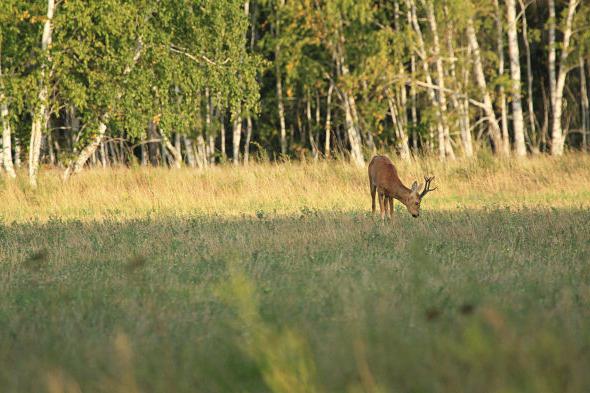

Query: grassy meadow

[1,154,590,392]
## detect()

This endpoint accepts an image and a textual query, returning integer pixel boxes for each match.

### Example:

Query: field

[1,154,590,393]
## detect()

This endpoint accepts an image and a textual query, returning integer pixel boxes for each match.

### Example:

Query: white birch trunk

[342,92,364,167]
[232,116,242,165]
[386,89,410,161]
[494,0,511,156]
[196,132,207,168]
[410,54,418,151]
[551,0,579,155]
[466,18,506,155]
[306,92,319,160]
[183,136,196,167]
[461,44,474,157]
[63,122,107,179]
[506,0,526,156]
[519,0,537,149]
[163,132,182,169]
[548,0,557,113]
[205,87,215,164]
[220,115,227,161]
[581,55,589,152]
[14,137,21,168]
[29,0,55,187]
[425,1,454,160]
[408,0,444,159]
[445,19,473,157]
[274,0,287,155]
[325,82,334,158]
[0,63,16,178]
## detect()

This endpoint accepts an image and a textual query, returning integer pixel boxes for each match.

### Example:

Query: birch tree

[466,17,506,155]
[550,0,580,156]
[29,0,55,187]
[506,0,526,156]
[0,53,16,178]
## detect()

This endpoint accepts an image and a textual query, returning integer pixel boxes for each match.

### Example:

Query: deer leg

[370,184,377,216]
[388,197,394,219]
[378,192,385,220]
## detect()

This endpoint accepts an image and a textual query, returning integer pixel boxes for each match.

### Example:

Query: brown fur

[368,155,434,219]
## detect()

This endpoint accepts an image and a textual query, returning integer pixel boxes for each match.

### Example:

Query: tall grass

[1,153,589,222]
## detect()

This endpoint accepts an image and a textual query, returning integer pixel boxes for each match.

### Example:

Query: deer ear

[411,181,418,193]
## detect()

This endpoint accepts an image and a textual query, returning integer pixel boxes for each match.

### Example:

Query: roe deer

[368,155,437,219]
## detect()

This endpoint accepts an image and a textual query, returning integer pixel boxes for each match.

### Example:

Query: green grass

[2,208,590,392]
[2,155,590,392]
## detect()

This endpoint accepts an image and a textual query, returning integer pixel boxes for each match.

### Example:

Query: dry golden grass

[1,153,589,222]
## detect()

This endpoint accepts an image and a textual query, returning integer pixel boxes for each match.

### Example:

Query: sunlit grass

[1,153,589,222]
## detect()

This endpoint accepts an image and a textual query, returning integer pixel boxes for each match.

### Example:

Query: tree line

[1,0,589,186]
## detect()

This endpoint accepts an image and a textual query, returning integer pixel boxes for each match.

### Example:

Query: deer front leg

[383,195,391,218]
[378,192,385,220]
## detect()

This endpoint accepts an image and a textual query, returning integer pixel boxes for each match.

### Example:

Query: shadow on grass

[1,208,590,392]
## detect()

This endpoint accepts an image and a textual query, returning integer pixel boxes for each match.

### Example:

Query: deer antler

[419,176,437,199]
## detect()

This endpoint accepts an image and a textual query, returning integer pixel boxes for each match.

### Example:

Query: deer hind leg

[370,183,377,216]
[388,197,394,219]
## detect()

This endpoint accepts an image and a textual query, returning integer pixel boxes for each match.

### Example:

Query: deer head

[405,176,437,218]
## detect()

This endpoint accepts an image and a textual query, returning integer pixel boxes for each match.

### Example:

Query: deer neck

[389,180,413,203]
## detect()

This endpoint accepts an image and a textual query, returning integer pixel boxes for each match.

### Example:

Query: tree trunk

[220,113,227,161]
[408,0,445,159]
[196,132,208,168]
[551,0,579,156]
[244,115,253,164]
[0,66,16,178]
[274,0,287,156]
[425,0,454,160]
[100,141,108,167]
[494,0,511,156]
[14,136,21,168]
[342,92,364,167]
[29,0,55,187]
[520,0,537,151]
[466,18,505,155]
[147,121,159,166]
[581,55,589,152]
[461,44,474,157]
[232,116,242,165]
[205,87,215,164]
[163,132,182,169]
[410,54,418,151]
[306,92,319,160]
[445,17,473,157]
[183,136,196,167]
[325,81,334,158]
[506,0,527,156]
[62,122,107,179]
[140,138,147,166]
[548,0,557,115]
[387,90,410,161]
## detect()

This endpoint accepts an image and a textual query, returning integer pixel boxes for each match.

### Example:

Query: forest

[1,0,589,187]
